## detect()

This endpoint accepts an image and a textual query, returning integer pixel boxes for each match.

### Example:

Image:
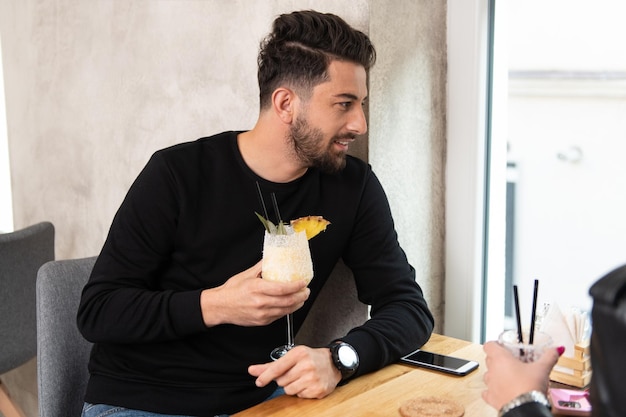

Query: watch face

[338,345,358,368]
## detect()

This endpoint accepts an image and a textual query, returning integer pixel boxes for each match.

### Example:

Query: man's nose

[347,106,368,135]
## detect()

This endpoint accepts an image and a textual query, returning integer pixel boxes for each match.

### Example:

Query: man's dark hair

[257,10,376,109]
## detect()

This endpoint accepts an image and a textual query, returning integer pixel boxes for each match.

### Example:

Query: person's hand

[200,261,310,327]
[482,341,563,411]
[248,345,342,399]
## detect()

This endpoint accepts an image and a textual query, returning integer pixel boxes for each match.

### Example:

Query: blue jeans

[81,387,285,417]
[81,403,199,417]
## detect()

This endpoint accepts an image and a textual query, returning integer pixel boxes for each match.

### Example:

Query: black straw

[255,181,269,220]
[529,279,539,344]
[270,192,282,224]
[513,285,524,344]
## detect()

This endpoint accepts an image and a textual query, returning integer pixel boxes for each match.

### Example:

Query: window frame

[445,0,497,342]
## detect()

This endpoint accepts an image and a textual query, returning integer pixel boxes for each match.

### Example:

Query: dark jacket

[589,264,626,417]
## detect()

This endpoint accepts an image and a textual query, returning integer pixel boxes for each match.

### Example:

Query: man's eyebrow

[334,93,368,101]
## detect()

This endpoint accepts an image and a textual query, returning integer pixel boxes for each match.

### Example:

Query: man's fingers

[249,355,294,387]
[260,279,309,296]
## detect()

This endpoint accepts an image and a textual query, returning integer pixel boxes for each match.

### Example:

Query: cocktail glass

[498,330,553,363]
[262,226,313,360]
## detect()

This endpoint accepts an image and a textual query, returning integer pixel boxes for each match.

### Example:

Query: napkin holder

[550,340,592,388]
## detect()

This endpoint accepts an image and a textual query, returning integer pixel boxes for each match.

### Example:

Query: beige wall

[0,0,371,259]
[0,1,446,415]
[370,0,447,332]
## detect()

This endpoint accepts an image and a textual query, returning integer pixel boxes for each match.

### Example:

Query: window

[0,36,14,232]
[446,0,626,343]
[493,0,626,334]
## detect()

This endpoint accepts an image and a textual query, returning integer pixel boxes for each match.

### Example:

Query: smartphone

[548,388,591,416]
[399,349,479,376]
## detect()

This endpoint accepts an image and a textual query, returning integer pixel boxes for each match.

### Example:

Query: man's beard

[288,117,352,174]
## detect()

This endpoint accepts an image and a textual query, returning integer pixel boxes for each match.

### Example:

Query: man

[78,10,434,417]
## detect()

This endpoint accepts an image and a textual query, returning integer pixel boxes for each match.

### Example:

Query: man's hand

[200,261,310,327]
[248,345,342,399]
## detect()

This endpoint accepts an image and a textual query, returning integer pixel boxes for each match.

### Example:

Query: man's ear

[271,87,297,124]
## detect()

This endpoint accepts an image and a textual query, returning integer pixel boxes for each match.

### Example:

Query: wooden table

[234,333,496,417]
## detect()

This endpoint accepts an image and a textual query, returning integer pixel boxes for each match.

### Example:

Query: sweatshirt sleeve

[339,170,435,377]
[77,152,208,343]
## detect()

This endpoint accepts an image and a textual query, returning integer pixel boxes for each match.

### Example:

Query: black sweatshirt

[77,131,434,416]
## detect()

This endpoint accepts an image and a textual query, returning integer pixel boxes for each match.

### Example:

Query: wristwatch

[328,341,359,380]
[498,390,551,417]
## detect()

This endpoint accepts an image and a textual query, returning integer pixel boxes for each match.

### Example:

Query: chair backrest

[36,256,96,417]
[0,221,55,374]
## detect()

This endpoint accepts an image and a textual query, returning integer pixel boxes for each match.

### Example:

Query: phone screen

[400,350,479,376]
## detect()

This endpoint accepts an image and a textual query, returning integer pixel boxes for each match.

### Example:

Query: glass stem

[286,313,295,348]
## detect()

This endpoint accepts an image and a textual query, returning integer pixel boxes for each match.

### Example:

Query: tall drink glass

[261,226,313,360]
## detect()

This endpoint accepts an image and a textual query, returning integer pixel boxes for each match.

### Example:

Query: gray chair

[36,256,96,417]
[0,221,55,417]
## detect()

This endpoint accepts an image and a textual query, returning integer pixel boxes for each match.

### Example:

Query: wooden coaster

[399,396,465,417]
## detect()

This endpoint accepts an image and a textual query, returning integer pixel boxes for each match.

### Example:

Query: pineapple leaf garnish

[255,212,275,233]
[255,212,288,235]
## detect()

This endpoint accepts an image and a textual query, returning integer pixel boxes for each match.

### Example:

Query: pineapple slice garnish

[290,216,330,240]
